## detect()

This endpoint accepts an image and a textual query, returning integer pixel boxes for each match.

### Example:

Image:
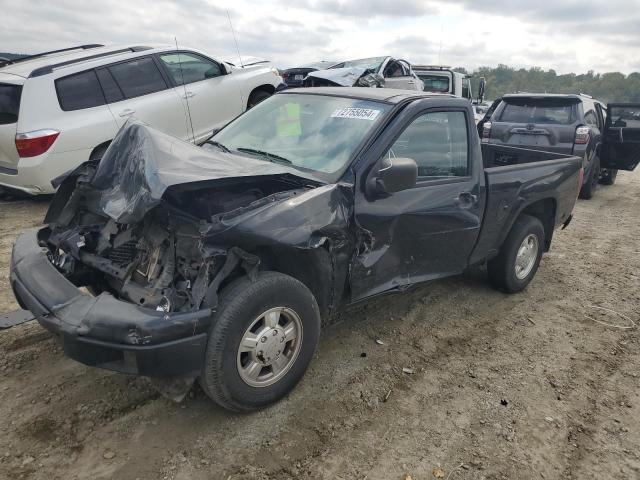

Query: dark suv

[481,93,636,199]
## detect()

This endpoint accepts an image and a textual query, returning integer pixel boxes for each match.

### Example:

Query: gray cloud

[1,0,638,73]
[294,0,439,17]
[438,0,640,43]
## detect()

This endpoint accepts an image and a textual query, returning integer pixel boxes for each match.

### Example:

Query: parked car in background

[480,93,640,198]
[0,44,282,195]
[12,88,583,411]
[412,65,473,97]
[412,66,487,123]
[281,61,338,89]
[303,56,424,90]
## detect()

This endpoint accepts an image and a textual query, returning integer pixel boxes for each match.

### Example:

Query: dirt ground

[0,171,639,480]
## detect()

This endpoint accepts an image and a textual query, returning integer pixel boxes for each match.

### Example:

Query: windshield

[330,56,386,71]
[418,74,450,93]
[499,98,577,124]
[212,94,391,177]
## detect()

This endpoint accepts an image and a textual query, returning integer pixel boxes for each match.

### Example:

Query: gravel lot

[1,170,639,480]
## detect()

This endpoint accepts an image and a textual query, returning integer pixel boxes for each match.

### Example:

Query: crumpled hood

[305,67,367,87]
[90,121,321,224]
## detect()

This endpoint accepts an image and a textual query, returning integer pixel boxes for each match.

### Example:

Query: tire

[579,157,600,199]
[487,214,545,294]
[599,168,618,186]
[200,271,321,411]
[247,89,271,109]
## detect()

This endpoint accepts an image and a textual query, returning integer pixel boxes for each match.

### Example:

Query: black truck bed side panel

[469,146,581,265]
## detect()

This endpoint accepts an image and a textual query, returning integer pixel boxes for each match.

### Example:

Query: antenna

[227,10,244,67]
[174,37,196,143]
[438,24,443,64]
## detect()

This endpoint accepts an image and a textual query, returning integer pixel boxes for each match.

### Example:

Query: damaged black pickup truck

[11,88,583,411]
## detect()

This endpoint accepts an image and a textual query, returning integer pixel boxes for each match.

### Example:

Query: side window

[398,60,411,76]
[386,111,469,178]
[159,52,222,85]
[462,78,471,100]
[107,57,168,99]
[55,70,106,111]
[384,60,404,78]
[96,68,124,103]
[584,110,598,127]
[609,105,640,128]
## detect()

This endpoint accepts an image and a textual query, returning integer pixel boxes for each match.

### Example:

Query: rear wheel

[599,168,618,185]
[579,157,600,199]
[488,214,545,293]
[247,89,272,109]
[199,271,321,411]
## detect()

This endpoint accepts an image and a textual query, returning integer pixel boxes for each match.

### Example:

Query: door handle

[182,91,196,99]
[456,192,478,208]
[119,109,135,117]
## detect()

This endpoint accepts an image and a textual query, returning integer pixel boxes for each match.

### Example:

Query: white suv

[0,44,282,195]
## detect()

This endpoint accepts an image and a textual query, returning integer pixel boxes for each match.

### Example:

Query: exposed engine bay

[40,122,319,317]
[46,175,310,314]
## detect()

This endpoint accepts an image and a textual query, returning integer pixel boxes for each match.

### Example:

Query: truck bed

[469,144,582,265]
[481,143,579,168]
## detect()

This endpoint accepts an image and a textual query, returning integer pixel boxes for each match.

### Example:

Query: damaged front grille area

[41,151,317,317]
[107,240,137,265]
[44,211,223,314]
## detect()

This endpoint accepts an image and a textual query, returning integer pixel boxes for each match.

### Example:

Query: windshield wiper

[206,140,230,153]
[236,147,292,165]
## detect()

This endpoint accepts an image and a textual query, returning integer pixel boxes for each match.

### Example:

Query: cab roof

[279,87,454,104]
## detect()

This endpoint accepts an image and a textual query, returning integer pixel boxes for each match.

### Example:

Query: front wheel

[487,214,545,293]
[200,272,321,411]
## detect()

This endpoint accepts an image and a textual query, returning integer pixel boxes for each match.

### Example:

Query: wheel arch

[89,140,112,161]
[247,84,276,108]
[514,198,557,252]
[215,243,346,324]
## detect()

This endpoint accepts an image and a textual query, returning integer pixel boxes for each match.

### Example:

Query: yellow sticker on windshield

[277,103,302,137]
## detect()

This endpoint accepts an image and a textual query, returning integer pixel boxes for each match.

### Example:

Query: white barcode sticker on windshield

[331,107,381,121]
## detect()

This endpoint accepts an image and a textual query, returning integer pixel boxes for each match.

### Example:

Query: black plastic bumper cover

[10,230,212,377]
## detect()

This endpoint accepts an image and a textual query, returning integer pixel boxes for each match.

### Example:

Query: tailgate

[490,96,579,154]
[0,76,23,172]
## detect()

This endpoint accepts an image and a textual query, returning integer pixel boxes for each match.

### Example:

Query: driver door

[601,103,640,171]
[350,101,485,301]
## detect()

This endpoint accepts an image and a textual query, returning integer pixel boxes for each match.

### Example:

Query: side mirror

[367,157,417,197]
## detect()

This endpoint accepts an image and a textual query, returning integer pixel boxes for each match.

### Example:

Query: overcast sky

[2,0,639,74]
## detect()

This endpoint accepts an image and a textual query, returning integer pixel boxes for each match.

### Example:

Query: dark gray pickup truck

[11,88,583,411]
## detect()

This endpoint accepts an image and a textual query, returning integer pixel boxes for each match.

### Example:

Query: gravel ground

[0,170,639,480]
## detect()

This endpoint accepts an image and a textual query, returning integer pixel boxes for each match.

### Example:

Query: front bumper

[10,229,212,377]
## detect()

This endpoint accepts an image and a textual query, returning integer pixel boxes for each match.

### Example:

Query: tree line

[456,64,640,103]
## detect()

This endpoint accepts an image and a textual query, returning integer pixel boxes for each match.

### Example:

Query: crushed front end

[10,122,327,378]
